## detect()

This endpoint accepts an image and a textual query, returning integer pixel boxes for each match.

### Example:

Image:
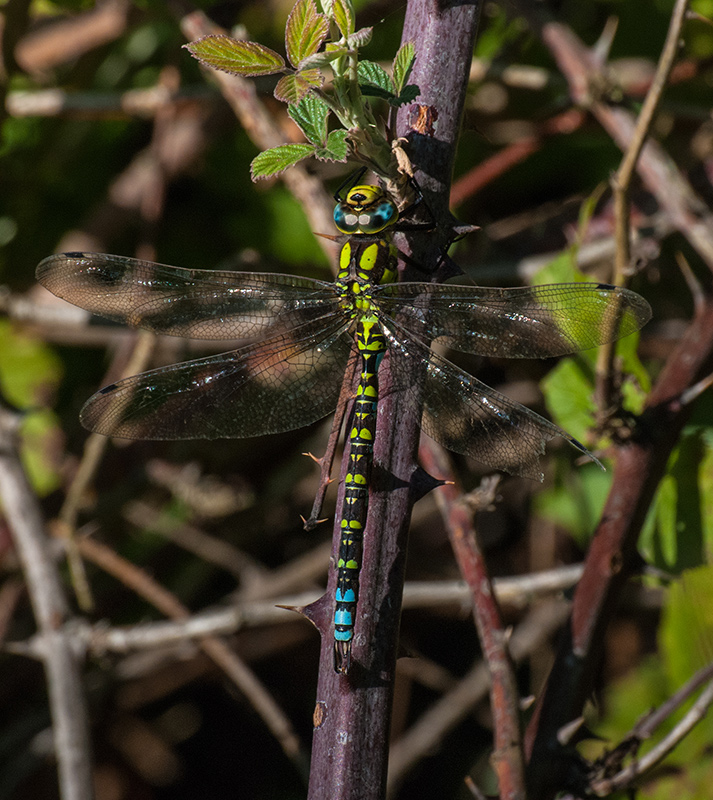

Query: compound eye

[333,202,359,234]
[359,200,398,234]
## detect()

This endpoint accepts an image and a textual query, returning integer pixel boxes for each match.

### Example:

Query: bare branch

[0,408,93,800]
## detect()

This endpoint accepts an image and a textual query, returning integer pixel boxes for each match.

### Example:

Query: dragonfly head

[334,185,399,235]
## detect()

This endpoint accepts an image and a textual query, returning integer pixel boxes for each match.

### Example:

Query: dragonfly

[36,182,651,674]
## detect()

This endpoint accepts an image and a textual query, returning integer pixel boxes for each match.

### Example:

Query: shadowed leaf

[315,129,349,161]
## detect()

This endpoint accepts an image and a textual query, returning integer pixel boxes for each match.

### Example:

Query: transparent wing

[37,252,340,340]
[80,314,354,440]
[382,319,595,480]
[375,282,651,358]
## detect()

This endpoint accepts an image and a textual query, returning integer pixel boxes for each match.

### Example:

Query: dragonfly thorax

[337,237,397,286]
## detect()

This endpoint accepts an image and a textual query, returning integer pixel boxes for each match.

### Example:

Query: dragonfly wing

[80,315,354,440]
[37,252,339,340]
[382,320,595,481]
[375,282,651,358]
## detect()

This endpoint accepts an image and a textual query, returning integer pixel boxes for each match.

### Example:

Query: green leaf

[541,357,597,445]
[474,5,526,61]
[392,42,415,94]
[299,48,347,70]
[250,143,315,180]
[576,182,608,241]
[360,84,396,103]
[347,27,373,49]
[0,319,62,408]
[662,566,713,688]
[331,0,354,37]
[640,430,711,571]
[535,465,611,546]
[285,0,329,67]
[274,69,323,104]
[357,60,394,94]
[532,247,583,285]
[617,332,650,414]
[392,84,420,106]
[288,94,329,145]
[0,322,63,496]
[184,35,285,77]
[314,129,349,161]
[20,410,63,496]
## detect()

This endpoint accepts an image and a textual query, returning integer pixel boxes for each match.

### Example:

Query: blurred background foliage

[1,0,713,798]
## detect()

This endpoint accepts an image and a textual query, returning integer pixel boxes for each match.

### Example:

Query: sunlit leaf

[347,27,373,49]
[0,319,62,408]
[299,48,347,69]
[285,0,329,67]
[331,0,354,37]
[541,357,597,445]
[289,94,330,145]
[535,465,611,546]
[250,143,315,180]
[662,566,713,688]
[532,247,583,285]
[640,430,711,571]
[315,129,349,161]
[20,410,63,496]
[274,69,323,103]
[184,35,285,77]
[576,182,608,241]
[358,60,394,94]
[392,42,415,94]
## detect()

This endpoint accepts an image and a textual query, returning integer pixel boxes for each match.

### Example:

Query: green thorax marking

[336,237,398,322]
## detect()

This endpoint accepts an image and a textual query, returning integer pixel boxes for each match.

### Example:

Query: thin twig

[387,599,571,796]
[0,407,93,800]
[66,529,307,770]
[58,330,157,610]
[537,16,713,270]
[590,673,713,795]
[419,438,526,800]
[612,0,690,282]
[596,0,689,413]
[6,86,213,118]
[27,566,585,656]
[123,500,261,583]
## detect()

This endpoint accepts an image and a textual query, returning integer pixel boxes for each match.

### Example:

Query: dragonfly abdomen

[333,316,386,674]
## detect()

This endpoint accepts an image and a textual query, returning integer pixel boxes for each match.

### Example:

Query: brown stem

[526,297,713,797]
[305,3,483,799]
[419,438,526,800]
